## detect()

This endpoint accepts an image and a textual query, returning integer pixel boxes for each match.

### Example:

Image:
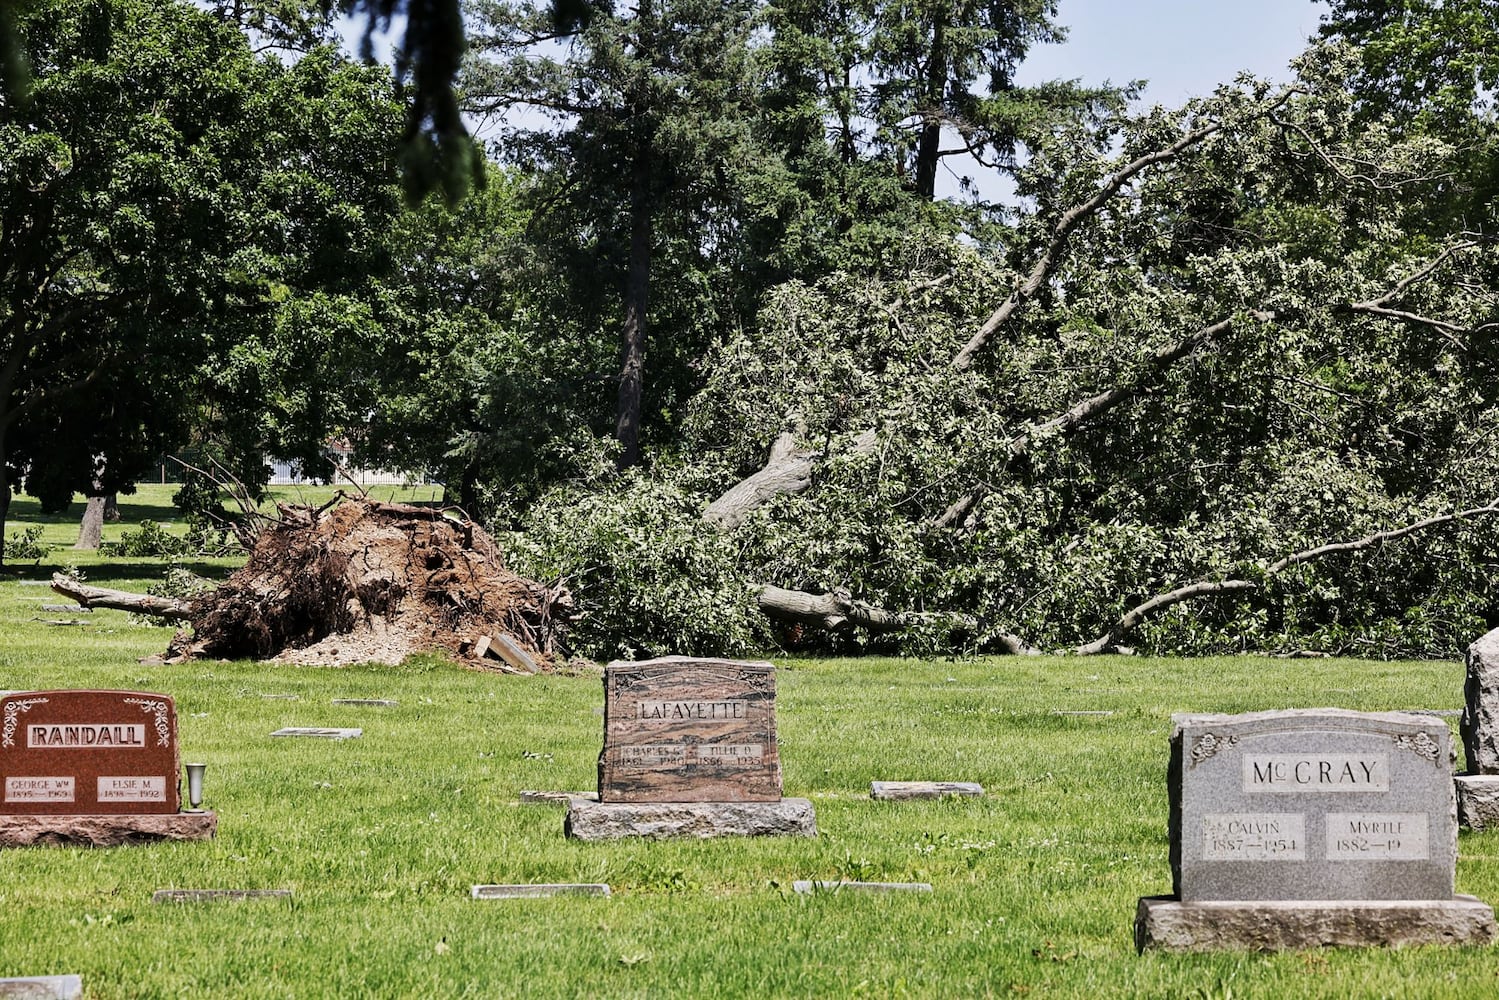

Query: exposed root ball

[164,496,571,669]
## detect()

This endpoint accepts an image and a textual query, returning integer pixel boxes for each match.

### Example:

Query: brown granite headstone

[1,691,180,815]
[598,657,780,803]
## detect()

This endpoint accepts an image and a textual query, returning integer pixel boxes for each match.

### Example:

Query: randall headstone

[1,690,179,814]
[597,656,780,803]
[1136,708,1495,951]
[0,691,215,847]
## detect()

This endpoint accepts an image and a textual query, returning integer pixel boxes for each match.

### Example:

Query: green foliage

[505,472,768,661]
[103,520,193,559]
[4,525,47,563]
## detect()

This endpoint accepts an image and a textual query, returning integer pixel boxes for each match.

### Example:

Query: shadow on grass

[0,559,239,583]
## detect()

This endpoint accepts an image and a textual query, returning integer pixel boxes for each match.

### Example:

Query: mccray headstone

[0,691,215,847]
[1136,709,1495,951]
[565,657,815,840]
[1457,628,1499,830]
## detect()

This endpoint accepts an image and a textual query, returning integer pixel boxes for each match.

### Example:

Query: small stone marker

[331,699,398,707]
[870,781,983,800]
[1050,710,1114,717]
[152,889,292,903]
[792,880,932,894]
[269,727,362,739]
[0,976,82,999]
[1136,708,1496,952]
[597,656,781,802]
[471,883,611,899]
[1457,628,1499,830]
[566,657,815,840]
[519,790,598,804]
[39,605,90,614]
[260,694,299,700]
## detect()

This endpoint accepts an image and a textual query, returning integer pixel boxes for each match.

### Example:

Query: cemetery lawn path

[0,496,1495,998]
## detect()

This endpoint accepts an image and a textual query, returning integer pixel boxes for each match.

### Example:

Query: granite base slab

[0,812,216,848]
[1135,895,1497,952]
[1455,775,1499,831]
[565,798,816,841]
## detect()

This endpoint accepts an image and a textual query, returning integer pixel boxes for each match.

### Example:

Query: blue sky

[1017,0,1326,105]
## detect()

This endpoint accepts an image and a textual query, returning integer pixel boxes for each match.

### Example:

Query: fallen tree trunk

[51,574,192,620]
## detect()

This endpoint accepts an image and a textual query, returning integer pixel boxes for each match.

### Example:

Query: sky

[939,0,1329,199]
[1016,0,1327,106]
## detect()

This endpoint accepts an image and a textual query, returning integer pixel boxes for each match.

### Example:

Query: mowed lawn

[0,491,1495,998]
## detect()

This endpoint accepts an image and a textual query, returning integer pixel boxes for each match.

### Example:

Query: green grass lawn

[0,492,1495,997]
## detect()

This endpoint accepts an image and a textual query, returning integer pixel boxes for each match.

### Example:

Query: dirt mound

[162,496,572,669]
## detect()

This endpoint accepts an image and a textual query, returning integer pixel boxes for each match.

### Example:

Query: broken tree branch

[952,89,1295,371]
[1073,498,1499,654]
[50,573,192,620]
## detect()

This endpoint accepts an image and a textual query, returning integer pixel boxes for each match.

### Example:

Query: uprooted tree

[501,41,1499,661]
[54,495,573,670]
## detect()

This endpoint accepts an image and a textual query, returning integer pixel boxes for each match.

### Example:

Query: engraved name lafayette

[1242,753,1389,793]
[26,724,146,748]
[635,700,749,721]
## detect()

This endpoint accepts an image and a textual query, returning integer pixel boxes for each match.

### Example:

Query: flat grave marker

[471,884,611,899]
[870,781,983,800]
[152,889,292,903]
[0,976,82,999]
[331,699,398,707]
[269,727,362,740]
[792,881,932,894]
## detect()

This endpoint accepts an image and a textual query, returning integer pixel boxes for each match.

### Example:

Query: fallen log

[50,573,192,620]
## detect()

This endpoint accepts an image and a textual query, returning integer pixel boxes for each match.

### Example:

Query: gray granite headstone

[1170,709,1455,902]
[1462,627,1499,774]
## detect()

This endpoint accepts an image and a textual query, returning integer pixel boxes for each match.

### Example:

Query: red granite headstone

[598,657,781,803]
[0,691,181,815]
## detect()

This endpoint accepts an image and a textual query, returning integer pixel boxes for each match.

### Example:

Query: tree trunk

[913,21,946,200]
[0,425,9,566]
[615,1,656,471]
[50,573,193,619]
[75,495,105,549]
[103,493,120,522]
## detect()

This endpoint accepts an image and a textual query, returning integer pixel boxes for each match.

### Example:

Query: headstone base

[1455,774,1499,831]
[0,812,217,848]
[565,798,816,841]
[1135,895,1497,953]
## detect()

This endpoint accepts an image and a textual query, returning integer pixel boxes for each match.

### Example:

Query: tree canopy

[8,0,1499,664]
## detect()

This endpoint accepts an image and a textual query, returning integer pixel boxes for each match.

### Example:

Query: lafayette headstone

[1456,628,1499,830]
[597,656,780,803]
[0,690,215,847]
[565,657,815,840]
[1136,708,1496,951]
